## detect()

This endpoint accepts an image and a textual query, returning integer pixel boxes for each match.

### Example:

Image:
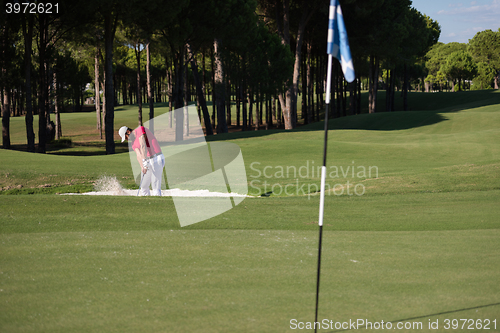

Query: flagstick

[314,53,333,332]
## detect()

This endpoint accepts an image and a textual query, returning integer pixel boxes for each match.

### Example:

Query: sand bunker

[64,189,248,197]
[62,175,248,197]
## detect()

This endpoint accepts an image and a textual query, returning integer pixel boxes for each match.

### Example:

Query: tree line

[424,29,500,93]
[1,0,497,154]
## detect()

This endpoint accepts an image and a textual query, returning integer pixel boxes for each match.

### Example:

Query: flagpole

[314,53,333,333]
[315,1,354,330]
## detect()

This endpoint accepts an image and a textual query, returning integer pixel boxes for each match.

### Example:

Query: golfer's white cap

[118,126,128,142]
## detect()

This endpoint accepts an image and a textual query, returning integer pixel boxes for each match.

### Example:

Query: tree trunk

[288,11,308,128]
[211,49,216,129]
[135,42,142,126]
[242,59,247,131]
[173,50,185,141]
[226,77,231,127]
[340,75,348,117]
[248,89,253,127]
[186,43,213,135]
[183,53,189,136]
[276,0,316,130]
[2,23,10,149]
[184,48,188,106]
[316,54,323,120]
[22,15,35,152]
[272,95,277,126]
[213,38,227,134]
[104,12,116,154]
[101,79,106,136]
[37,15,48,153]
[357,77,361,114]
[146,41,154,133]
[242,85,247,131]
[202,51,207,100]
[385,69,390,112]
[349,81,355,116]
[335,62,341,117]
[386,69,395,112]
[301,53,307,123]
[306,40,312,124]
[53,61,61,140]
[332,61,338,118]
[166,58,173,112]
[368,55,379,113]
[403,63,408,111]
[1,88,10,149]
[277,0,291,129]
[236,83,241,127]
[390,72,396,111]
[95,44,102,138]
[254,88,260,130]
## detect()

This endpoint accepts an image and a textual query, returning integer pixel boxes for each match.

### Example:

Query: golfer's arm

[138,134,148,159]
[134,148,144,167]
[134,135,148,168]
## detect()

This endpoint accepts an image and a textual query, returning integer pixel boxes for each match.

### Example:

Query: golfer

[119,125,165,196]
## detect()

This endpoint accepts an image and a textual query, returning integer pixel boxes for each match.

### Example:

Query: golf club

[137,168,144,196]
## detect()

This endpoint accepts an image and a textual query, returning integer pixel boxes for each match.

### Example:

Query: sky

[410,0,500,44]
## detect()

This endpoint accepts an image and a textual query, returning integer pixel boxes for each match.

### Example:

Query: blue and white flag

[327,0,355,83]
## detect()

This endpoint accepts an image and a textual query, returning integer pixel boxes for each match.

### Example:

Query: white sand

[62,188,248,197]
[62,175,249,197]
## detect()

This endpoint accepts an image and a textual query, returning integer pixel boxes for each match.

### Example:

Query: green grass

[1,191,499,234]
[1,229,498,332]
[1,90,500,332]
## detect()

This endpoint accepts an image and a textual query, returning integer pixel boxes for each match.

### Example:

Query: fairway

[1,91,500,332]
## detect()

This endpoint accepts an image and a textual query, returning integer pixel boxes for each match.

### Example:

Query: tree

[424,74,435,91]
[259,0,321,129]
[31,2,89,152]
[22,14,35,152]
[213,38,227,133]
[103,9,118,154]
[399,8,440,110]
[120,27,147,126]
[186,43,213,135]
[94,0,163,153]
[425,42,466,91]
[442,50,477,91]
[344,0,412,113]
[95,39,102,139]
[1,14,18,149]
[120,0,181,129]
[472,62,496,90]
[54,48,92,113]
[468,29,500,89]
[435,70,447,91]
[242,20,293,128]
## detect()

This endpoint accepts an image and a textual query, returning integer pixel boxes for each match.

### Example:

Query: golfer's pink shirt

[131,126,161,157]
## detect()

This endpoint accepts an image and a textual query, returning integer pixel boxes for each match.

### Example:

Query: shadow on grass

[327,302,500,332]
[0,110,459,153]
[7,90,499,154]
[206,111,449,143]
[48,142,130,156]
[207,90,500,142]
[6,142,130,156]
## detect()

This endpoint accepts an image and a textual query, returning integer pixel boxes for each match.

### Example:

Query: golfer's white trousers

[139,154,165,196]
